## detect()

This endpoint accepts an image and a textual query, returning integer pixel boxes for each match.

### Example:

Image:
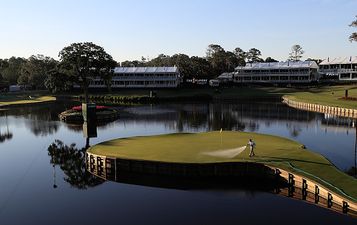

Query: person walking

[248,139,256,157]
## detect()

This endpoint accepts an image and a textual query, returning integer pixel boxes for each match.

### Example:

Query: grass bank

[67,87,285,104]
[0,91,56,107]
[282,85,357,109]
[1,84,356,109]
[143,85,356,110]
[66,85,357,107]
[88,131,357,200]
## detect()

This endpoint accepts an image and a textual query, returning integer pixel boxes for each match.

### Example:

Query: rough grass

[88,131,357,200]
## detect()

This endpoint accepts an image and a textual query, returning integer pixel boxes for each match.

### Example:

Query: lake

[0,99,356,225]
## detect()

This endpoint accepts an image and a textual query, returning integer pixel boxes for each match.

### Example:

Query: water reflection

[47,118,102,189]
[86,158,357,218]
[48,139,104,189]
[0,112,13,143]
[1,100,356,174]
[2,100,357,224]
[90,168,286,193]
[120,101,317,134]
[347,125,357,178]
[27,120,59,137]
[1,101,78,137]
[0,132,12,143]
[126,102,305,134]
[286,123,302,137]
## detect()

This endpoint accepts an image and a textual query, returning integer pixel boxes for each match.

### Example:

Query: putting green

[88,131,357,199]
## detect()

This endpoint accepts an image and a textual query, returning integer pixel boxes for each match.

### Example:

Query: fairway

[283,85,357,109]
[88,131,357,200]
[0,95,56,107]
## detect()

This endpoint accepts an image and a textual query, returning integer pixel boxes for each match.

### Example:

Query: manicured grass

[74,88,214,99]
[70,85,357,108]
[282,85,357,109]
[88,131,357,200]
[0,92,56,107]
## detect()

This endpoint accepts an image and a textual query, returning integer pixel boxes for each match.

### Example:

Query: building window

[299,76,309,80]
[340,73,350,79]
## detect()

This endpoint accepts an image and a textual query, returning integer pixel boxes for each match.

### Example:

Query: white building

[319,57,357,81]
[9,85,21,92]
[88,67,180,88]
[217,72,234,83]
[233,61,319,84]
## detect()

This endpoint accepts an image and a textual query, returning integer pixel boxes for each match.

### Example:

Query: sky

[0,0,356,62]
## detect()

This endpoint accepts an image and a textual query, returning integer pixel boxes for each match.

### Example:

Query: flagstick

[220,131,222,147]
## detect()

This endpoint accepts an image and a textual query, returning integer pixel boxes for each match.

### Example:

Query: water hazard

[0,100,356,224]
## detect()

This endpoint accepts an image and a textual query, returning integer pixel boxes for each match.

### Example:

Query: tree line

[0,43,309,94]
[0,44,278,92]
[1,14,355,93]
[121,44,280,80]
[0,55,57,90]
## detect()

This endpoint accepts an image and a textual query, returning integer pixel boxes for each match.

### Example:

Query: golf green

[88,131,357,200]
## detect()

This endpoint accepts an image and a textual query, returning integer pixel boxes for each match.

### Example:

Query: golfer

[248,139,256,157]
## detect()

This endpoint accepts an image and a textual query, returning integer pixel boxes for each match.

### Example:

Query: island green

[88,131,357,200]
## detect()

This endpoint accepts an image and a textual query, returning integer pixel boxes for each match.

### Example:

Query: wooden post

[275,168,281,180]
[302,179,307,200]
[327,193,333,208]
[288,173,294,185]
[82,103,97,122]
[315,185,319,203]
[343,201,349,214]
[288,173,294,197]
[288,185,294,197]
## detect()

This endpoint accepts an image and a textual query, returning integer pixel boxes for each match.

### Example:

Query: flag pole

[220,128,223,147]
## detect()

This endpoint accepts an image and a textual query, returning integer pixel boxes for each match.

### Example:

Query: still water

[0,100,356,225]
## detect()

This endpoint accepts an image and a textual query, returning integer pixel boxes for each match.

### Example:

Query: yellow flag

[220,128,223,133]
